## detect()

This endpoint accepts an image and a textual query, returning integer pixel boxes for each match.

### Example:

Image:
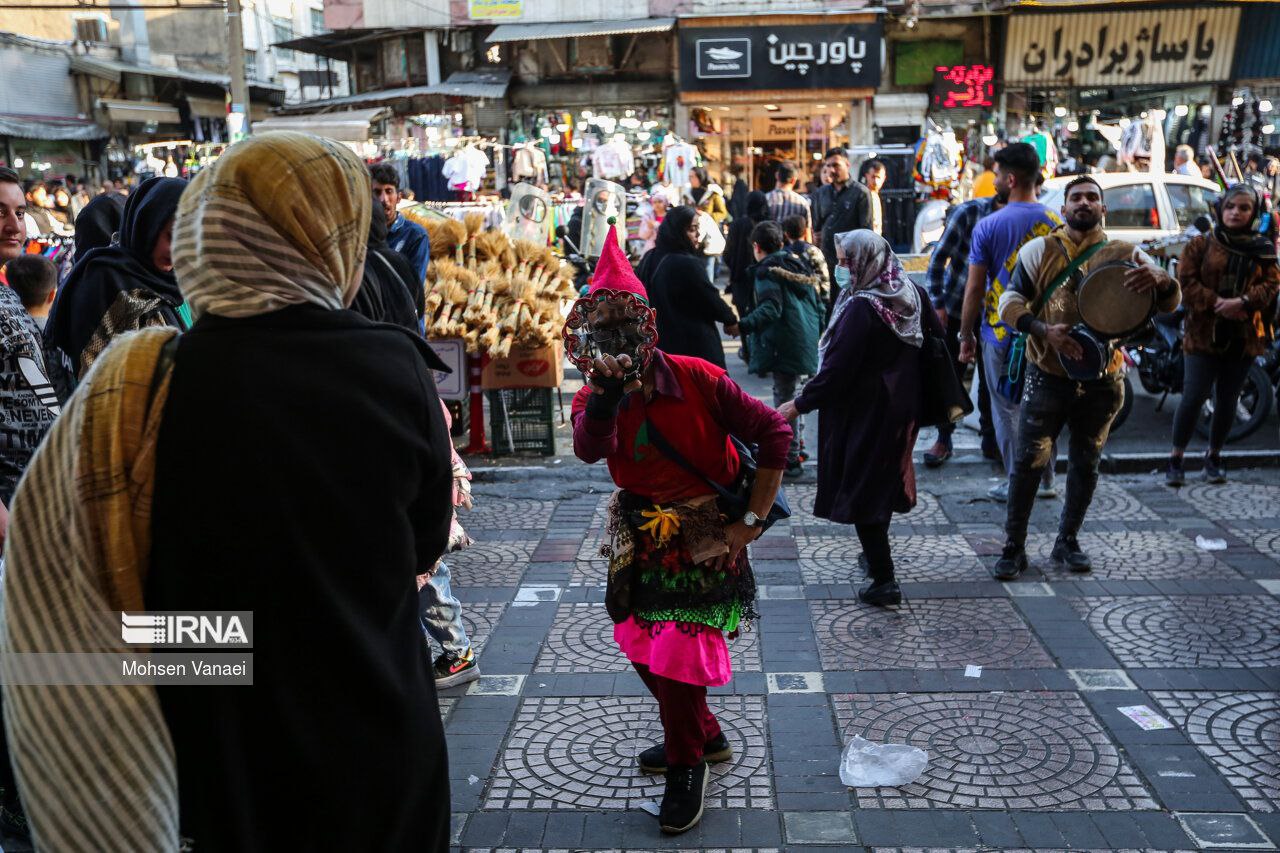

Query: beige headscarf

[173,131,371,320]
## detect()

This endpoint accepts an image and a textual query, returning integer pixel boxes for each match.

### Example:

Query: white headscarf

[820,230,923,366]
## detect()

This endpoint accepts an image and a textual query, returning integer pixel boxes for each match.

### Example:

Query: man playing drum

[991,176,1181,579]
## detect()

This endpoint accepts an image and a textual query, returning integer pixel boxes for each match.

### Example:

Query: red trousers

[633,662,722,766]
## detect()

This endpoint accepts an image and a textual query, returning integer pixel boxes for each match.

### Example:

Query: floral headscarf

[821,230,922,366]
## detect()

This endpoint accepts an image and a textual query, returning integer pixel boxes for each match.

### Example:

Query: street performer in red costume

[567,221,790,835]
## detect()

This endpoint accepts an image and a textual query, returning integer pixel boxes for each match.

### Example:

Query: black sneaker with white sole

[433,650,480,688]
[659,761,708,835]
[638,732,732,774]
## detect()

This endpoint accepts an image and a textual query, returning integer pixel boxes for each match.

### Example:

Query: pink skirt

[613,616,732,687]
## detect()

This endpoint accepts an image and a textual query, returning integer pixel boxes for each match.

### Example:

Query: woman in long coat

[1,132,453,852]
[779,230,944,606]
[637,205,738,368]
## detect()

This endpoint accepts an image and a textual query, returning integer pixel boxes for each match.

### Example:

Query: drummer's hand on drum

[1123,258,1167,294]
[1044,323,1084,360]
[587,354,642,401]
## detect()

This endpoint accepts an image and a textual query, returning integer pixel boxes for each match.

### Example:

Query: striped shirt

[766,188,812,229]
[924,197,996,317]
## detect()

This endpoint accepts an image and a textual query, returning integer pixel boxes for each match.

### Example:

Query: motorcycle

[1110,308,1274,442]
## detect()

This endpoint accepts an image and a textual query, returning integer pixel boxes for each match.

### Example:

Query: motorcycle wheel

[1110,375,1134,432]
[1194,363,1275,443]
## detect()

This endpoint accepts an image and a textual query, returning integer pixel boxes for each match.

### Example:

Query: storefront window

[3,139,86,181]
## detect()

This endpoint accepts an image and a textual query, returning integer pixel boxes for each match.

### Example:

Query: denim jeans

[772,371,804,464]
[982,337,1055,485]
[1005,366,1124,546]
[1172,352,1255,451]
[419,560,471,657]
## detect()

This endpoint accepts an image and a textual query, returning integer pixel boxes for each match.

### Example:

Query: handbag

[918,321,973,428]
[1003,239,1109,400]
[643,419,791,532]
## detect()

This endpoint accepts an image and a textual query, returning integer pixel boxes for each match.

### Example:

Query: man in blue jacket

[370,163,429,286]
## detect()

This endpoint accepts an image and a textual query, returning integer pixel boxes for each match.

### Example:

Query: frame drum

[1076,260,1155,339]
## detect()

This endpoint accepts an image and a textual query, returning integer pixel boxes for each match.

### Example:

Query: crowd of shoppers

[0,130,1275,847]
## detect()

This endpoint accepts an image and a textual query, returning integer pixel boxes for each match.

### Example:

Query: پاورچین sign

[679,23,883,92]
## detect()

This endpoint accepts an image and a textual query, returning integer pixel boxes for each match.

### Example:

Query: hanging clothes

[442,146,491,194]
[512,143,549,185]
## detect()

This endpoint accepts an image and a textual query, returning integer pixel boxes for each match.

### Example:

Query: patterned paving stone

[438,696,457,724]
[1230,528,1280,563]
[799,533,986,584]
[833,692,1157,810]
[427,602,507,661]
[534,602,761,673]
[1151,691,1280,812]
[462,498,558,530]
[789,485,950,526]
[469,850,782,853]
[569,559,608,587]
[448,541,535,587]
[870,849,1195,853]
[809,598,1055,671]
[1069,595,1280,668]
[1026,534,1237,581]
[1086,481,1163,522]
[1177,483,1280,521]
[486,696,772,810]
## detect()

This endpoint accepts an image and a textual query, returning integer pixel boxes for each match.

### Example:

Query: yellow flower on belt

[638,504,681,546]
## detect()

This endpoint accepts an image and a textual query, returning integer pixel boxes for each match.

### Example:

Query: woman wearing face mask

[778,230,945,606]
[1166,184,1280,486]
[636,205,739,368]
[46,176,189,377]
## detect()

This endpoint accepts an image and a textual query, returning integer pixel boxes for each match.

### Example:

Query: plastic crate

[487,387,555,456]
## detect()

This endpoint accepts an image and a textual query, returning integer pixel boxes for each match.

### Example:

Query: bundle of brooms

[404,209,577,358]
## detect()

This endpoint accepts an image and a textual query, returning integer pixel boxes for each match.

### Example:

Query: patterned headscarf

[173,132,371,321]
[821,230,922,366]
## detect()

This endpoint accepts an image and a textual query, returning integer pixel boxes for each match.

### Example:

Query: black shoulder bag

[643,419,791,532]
[918,311,974,429]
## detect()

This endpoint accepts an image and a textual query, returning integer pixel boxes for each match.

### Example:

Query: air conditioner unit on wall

[73,16,109,45]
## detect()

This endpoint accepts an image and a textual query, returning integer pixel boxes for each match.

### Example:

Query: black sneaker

[1165,458,1186,488]
[1051,533,1093,573]
[433,649,480,689]
[1203,454,1227,484]
[784,461,805,479]
[659,761,708,835]
[858,579,902,606]
[981,436,1001,461]
[992,542,1027,580]
[638,732,732,774]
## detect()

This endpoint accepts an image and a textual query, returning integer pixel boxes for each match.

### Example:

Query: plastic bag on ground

[839,735,928,787]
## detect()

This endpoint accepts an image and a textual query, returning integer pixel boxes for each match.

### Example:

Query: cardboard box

[481,340,565,389]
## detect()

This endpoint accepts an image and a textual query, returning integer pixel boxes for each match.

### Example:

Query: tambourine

[1057,324,1111,381]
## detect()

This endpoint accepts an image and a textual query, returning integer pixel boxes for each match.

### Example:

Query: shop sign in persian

[469,0,522,20]
[931,64,996,109]
[1005,7,1239,87]
[679,23,882,91]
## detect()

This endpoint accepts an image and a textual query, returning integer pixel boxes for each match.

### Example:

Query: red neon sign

[932,64,996,109]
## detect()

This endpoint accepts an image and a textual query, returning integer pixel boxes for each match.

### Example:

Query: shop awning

[71,54,285,94]
[511,79,671,109]
[0,113,107,141]
[101,99,182,125]
[186,95,228,119]
[486,17,675,43]
[872,93,927,129]
[273,28,424,62]
[273,71,509,114]
[251,107,390,142]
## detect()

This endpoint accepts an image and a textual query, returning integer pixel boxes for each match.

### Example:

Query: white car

[1039,172,1221,245]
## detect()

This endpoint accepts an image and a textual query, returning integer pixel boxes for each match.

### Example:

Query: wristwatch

[741,511,762,528]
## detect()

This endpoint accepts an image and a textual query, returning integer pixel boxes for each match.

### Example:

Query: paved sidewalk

[442,460,1280,853]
